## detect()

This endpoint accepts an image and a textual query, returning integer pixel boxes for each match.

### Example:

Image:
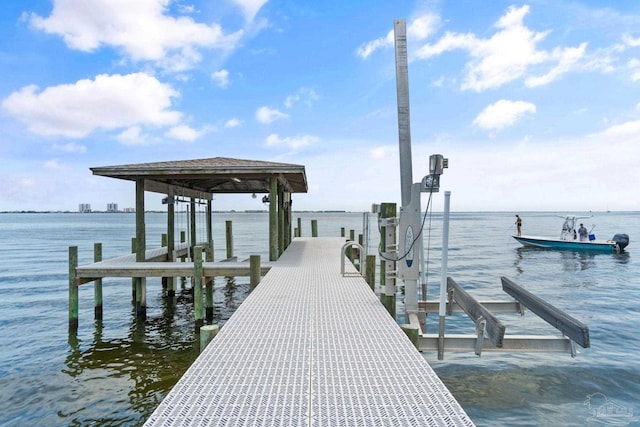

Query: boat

[512,215,629,253]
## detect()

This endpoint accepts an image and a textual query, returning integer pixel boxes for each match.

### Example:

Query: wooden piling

[93,243,103,320]
[180,231,186,289]
[380,202,396,319]
[193,246,204,328]
[311,219,318,237]
[167,192,175,297]
[69,246,78,332]
[365,254,376,292]
[269,177,278,261]
[225,220,233,259]
[205,244,214,321]
[297,217,302,237]
[401,324,420,350]
[340,227,345,238]
[250,255,261,290]
[131,237,137,302]
[200,324,219,352]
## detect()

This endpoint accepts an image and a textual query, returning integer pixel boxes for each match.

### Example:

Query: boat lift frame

[390,19,590,359]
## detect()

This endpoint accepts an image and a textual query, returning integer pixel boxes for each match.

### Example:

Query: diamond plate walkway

[144,237,474,426]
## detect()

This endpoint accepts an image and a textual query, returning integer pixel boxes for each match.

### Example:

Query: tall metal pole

[394,19,413,208]
[438,191,451,360]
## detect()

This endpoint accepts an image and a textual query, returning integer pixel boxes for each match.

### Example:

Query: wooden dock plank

[143,237,474,426]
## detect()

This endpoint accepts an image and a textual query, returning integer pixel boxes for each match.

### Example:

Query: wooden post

[225,220,233,259]
[190,198,196,249]
[340,227,345,237]
[200,324,219,352]
[365,255,376,292]
[297,217,302,237]
[94,243,103,320]
[135,178,146,321]
[380,202,396,319]
[193,246,204,328]
[269,177,278,261]
[278,185,285,256]
[401,324,420,350]
[69,246,78,332]
[250,255,261,290]
[161,234,168,296]
[180,231,186,289]
[131,237,137,303]
[206,199,213,261]
[167,195,175,297]
[311,219,318,237]
[205,244,214,321]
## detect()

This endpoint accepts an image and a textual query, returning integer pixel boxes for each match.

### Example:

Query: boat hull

[513,235,619,252]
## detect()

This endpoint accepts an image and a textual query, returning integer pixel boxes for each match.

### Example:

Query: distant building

[79,203,91,213]
[107,203,119,212]
[123,207,135,213]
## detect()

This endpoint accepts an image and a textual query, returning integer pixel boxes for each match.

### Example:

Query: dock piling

[250,255,261,290]
[199,324,219,352]
[69,246,78,332]
[193,246,204,328]
[311,219,318,237]
[94,243,103,320]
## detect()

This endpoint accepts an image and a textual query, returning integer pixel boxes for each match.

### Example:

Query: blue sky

[1,0,639,212]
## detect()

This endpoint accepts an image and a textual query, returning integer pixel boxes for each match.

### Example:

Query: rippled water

[0,211,638,426]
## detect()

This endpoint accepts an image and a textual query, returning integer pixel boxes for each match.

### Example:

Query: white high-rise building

[107,203,118,212]
[79,203,91,213]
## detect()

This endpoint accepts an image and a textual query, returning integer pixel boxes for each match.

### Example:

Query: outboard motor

[612,233,629,251]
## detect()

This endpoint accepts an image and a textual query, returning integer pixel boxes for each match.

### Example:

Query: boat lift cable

[378,187,435,262]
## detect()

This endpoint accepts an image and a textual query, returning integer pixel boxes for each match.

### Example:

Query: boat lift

[385,19,590,359]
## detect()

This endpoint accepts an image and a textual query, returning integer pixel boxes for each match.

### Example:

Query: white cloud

[265,133,319,150]
[627,58,640,81]
[414,5,588,91]
[231,0,268,23]
[525,43,587,87]
[1,73,182,138]
[622,33,640,47]
[53,142,87,153]
[117,126,148,146]
[591,119,640,140]
[284,87,319,108]
[473,99,536,131]
[28,0,243,71]
[256,106,289,124]
[224,118,242,128]
[165,125,201,141]
[356,13,440,60]
[356,30,394,59]
[212,69,230,88]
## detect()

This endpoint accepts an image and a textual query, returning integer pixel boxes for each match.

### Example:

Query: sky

[1,0,639,213]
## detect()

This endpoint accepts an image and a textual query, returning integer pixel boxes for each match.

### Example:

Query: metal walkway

[144,237,474,426]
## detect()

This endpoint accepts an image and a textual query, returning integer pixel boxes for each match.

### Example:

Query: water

[0,211,638,426]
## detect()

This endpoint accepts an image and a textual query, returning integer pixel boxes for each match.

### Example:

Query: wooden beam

[501,276,590,348]
[76,262,272,283]
[447,277,506,347]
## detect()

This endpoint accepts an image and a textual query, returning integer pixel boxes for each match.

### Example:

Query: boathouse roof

[90,157,308,197]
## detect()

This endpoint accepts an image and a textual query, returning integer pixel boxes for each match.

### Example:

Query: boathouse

[69,157,308,329]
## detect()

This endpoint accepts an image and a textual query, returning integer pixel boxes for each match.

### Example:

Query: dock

[144,237,474,426]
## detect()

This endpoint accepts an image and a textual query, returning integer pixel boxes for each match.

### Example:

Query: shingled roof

[90,157,308,196]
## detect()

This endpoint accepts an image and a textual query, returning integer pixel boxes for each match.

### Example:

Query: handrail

[340,241,365,277]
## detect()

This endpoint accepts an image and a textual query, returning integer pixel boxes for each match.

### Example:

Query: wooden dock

[143,237,474,426]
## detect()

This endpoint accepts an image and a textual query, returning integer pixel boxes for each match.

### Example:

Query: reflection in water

[62,278,251,426]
